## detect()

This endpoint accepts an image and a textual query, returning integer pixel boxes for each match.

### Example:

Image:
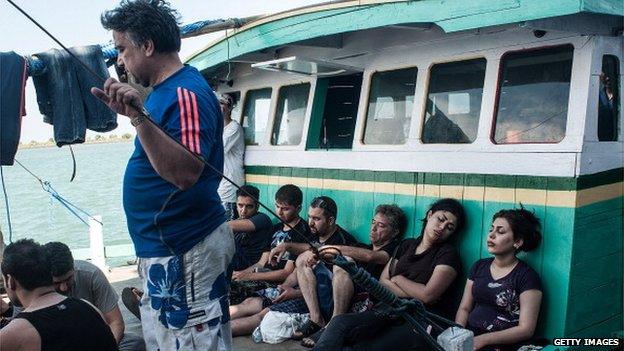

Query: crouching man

[45,242,145,351]
[1,239,118,351]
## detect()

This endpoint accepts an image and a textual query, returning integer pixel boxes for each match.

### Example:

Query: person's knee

[327,314,351,331]
[117,333,146,351]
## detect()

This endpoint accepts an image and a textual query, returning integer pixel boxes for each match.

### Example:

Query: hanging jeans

[31,45,117,146]
[0,51,27,165]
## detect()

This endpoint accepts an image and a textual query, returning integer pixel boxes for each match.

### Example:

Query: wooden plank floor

[107,265,306,351]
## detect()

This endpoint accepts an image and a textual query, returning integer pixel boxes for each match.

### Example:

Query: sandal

[121,287,141,321]
[292,319,322,340]
[301,327,325,348]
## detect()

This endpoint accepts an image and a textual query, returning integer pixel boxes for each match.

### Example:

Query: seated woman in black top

[455,208,542,351]
[314,198,466,351]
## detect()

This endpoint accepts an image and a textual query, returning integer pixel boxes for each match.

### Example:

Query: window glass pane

[493,45,573,144]
[271,83,311,145]
[241,88,272,145]
[363,67,417,144]
[422,59,486,144]
[598,55,620,141]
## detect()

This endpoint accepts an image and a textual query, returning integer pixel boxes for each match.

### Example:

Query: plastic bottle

[252,326,263,343]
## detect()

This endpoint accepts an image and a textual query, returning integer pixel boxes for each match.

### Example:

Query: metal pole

[89,215,107,271]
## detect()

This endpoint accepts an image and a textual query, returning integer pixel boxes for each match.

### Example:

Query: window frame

[361,66,419,146]
[490,44,575,145]
[239,87,275,147]
[420,57,487,145]
[270,82,312,146]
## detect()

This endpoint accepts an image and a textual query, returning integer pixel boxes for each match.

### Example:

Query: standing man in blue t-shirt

[91,1,234,350]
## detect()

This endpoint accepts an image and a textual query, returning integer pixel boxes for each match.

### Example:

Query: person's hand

[298,250,318,268]
[273,285,300,303]
[91,77,142,118]
[390,275,402,284]
[473,335,487,350]
[269,244,288,266]
[232,270,252,281]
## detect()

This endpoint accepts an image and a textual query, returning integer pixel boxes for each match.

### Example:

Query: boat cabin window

[598,55,620,141]
[422,59,486,144]
[308,73,363,149]
[241,88,272,145]
[493,45,574,144]
[271,83,311,145]
[363,67,417,145]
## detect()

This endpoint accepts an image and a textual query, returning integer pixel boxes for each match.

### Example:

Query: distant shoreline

[19,134,134,149]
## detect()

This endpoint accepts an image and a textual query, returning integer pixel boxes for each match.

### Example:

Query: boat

[186,0,624,344]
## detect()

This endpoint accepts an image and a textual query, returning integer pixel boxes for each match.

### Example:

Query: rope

[319,248,463,351]
[14,159,102,227]
[0,166,14,243]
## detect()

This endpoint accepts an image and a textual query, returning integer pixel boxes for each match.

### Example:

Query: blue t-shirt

[123,65,225,257]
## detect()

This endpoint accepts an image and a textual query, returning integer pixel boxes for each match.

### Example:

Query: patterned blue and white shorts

[138,222,235,351]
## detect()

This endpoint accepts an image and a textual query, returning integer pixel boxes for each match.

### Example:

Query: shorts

[138,222,235,351]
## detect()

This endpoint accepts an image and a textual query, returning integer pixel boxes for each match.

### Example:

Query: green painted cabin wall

[244,169,624,339]
[566,196,624,338]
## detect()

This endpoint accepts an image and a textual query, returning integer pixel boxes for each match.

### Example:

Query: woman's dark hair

[101,0,181,53]
[374,204,407,238]
[275,184,303,207]
[1,239,53,290]
[421,198,466,235]
[43,241,75,277]
[493,206,542,252]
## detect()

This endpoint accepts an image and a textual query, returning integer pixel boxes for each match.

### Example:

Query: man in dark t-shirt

[1,239,117,351]
[272,203,407,340]
[229,185,311,336]
[229,185,274,271]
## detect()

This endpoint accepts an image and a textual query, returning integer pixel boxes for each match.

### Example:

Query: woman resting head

[314,199,466,351]
[381,198,466,308]
[419,197,466,245]
[456,207,543,351]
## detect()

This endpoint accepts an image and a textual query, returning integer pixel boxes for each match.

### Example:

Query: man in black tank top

[0,239,117,351]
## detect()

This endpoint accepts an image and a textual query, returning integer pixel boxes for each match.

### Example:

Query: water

[0,142,135,266]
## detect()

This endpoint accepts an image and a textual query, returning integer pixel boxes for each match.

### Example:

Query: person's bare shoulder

[1,318,41,351]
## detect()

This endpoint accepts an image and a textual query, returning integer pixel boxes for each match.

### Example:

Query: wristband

[131,115,145,127]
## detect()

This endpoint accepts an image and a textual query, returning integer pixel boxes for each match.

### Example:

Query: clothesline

[26,16,260,76]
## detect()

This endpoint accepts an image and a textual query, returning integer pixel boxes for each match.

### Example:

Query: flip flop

[121,287,141,321]
[301,327,325,348]
[292,319,322,340]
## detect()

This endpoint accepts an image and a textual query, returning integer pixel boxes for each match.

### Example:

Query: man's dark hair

[275,184,303,207]
[236,185,260,204]
[375,204,407,238]
[43,242,75,277]
[310,196,337,219]
[421,198,466,235]
[1,239,53,290]
[101,0,181,53]
[493,206,542,252]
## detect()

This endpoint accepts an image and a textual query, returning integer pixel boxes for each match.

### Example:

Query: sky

[0,0,327,142]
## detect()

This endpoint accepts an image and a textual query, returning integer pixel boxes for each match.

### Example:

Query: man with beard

[270,204,406,346]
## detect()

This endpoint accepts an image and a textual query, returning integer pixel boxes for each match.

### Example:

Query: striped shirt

[123,65,225,257]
